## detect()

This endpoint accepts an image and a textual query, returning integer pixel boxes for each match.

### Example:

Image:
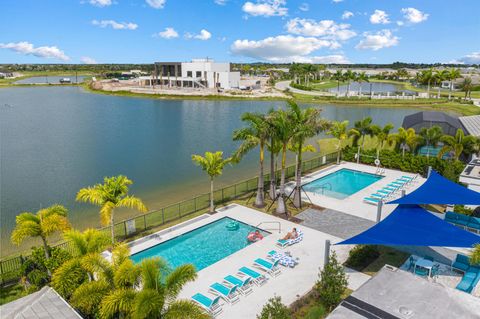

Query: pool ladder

[256,221,282,233]
[319,182,332,195]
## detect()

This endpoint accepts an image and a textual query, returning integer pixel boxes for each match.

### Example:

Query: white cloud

[92,20,138,30]
[286,18,356,41]
[214,0,227,4]
[401,7,429,24]
[299,3,309,12]
[231,35,340,62]
[370,10,390,24]
[156,27,178,39]
[291,54,350,64]
[80,56,97,64]
[0,41,69,61]
[454,52,480,64]
[185,29,212,40]
[396,21,404,26]
[88,0,112,7]
[341,11,353,20]
[332,0,343,3]
[355,30,399,50]
[146,0,166,9]
[242,0,288,17]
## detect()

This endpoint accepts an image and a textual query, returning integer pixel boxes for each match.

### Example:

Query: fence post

[144,215,147,230]
[179,202,181,218]
[194,197,197,212]
[324,240,331,267]
[123,221,127,238]
[222,188,224,202]
[162,208,165,224]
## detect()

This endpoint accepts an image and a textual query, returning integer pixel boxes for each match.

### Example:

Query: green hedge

[290,82,313,91]
[342,147,465,181]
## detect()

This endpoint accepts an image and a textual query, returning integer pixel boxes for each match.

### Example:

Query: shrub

[454,205,473,216]
[257,296,291,319]
[290,82,313,91]
[344,245,380,270]
[303,304,327,319]
[316,252,348,311]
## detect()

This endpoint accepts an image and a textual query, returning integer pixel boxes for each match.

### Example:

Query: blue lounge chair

[267,250,298,268]
[363,197,382,205]
[238,266,268,286]
[456,267,480,293]
[276,230,304,248]
[407,256,415,272]
[209,282,240,304]
[253,258,281,277]
[223,275,253,295]
[452,254,470,273]
[467,217,480,233]
[414,266,429,277]
[191,293,223,317]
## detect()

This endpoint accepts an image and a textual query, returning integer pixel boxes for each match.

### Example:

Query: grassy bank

[0,71,94,86]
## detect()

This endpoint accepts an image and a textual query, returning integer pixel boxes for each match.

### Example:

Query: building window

[196,71,202,78]
[187,71,192,77]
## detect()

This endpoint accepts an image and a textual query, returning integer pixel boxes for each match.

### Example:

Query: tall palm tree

[434,69,449,98]
[371,123,394,159]
[438,129,476,161]
[332,70,344,95]
[420,68,435,97]
[192,151,231,213]
[356,72,369,98]
[11,204,70,260]
[460,77,473,100]
[63,228,110,257]
[419,126,443,158]
[233,112,270,208]
[343,70,356,97]
[352,117,374,163]
[328,120,349,164]
[76,175,147,245]
[392,127,420,157]
[266,109,282,200]
[447,68,461,100]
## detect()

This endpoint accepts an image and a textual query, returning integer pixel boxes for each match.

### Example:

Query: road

[274,80,334,96]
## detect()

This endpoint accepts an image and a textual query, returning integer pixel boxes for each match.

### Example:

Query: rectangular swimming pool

[303,168,383,199]
[130,217,269,271]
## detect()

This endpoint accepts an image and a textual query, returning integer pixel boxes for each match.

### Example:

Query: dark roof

[402,111,465,132]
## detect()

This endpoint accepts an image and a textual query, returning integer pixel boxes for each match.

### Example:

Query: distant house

[402,111,466,136]
[0,70,13,78]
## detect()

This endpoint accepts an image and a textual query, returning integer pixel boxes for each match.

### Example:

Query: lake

[0,86,419,256]
[14,75,87,84]
[327,81,414,94]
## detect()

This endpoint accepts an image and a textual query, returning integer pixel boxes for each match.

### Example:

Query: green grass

[360,246,410,276]
[309,80,344,90]
[0,284,26,305]
[0,71,94,86]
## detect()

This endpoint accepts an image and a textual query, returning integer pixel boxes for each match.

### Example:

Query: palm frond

[164,300,210,319]
[112,243,131,267]
[11,220,41,245]
[63,229,88,256]
[100,201,116,226]
[51,258,89,298]
[139,257,169,290]
[99,288,136,319]
[70,280,111,316]
[76,187,104,205]
[132,289,164,319]
[114,259,140,288]
[117,195,148,213]
[164,264,197,300]
[41,214,70,237]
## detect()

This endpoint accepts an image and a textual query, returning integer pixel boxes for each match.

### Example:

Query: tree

[351,117,374,163]
[434,69,449,98]
[447,68,461,100]
[419,68,435,97]
[438,128,476,161]
[355,72,369,98]
[392,127,419,158]
[471,244,480,265]
[11,205,70,261]
[233,112,270,208]
[328,120,349,164]
[257,296,291,319]
[419,126,443,158]
[266,108,282,201]
[76,175,147,245]
[343,70,356,97]
[371,123,394,159]
[460,77,473,99]
[192,151,231,213]
[316,252,347,311]
[63,228,110,257]
[332,70,344,96]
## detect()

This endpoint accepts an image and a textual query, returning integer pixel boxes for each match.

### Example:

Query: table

[414,258,434,277]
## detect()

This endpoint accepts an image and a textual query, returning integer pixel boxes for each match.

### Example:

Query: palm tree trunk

[449,80,452,100]
[41,237,52,276]
[110,212,115,245]
[427,81,431,97]
[293,143,303,208]
[336,140,341,164]
[210,177,214,213]
[276,146,287,215]
[269,142,276,200]
[359,84,362,98]
[255,143,265,207]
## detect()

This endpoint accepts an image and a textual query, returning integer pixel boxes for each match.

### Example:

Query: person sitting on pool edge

[282,227,298,240]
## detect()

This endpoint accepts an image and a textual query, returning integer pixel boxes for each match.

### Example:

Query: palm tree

[434,69,449,98]
[419,126,443,158]
[192,151,231,213]
[352,117,374,163]
[328,120,349,164]
[447,68,461,100]
[371,123,394,159]
[76,175,148,245]
[233,112,270,208]
[63,228,110,257]
[266,109,282,200]
[460,77,473,100]
[332,70,344,96]
[11,204,70,260]
[438,129,476,161]
[356,72,369,98]
[392,127,420,157]
[343,70,356,97]
[420,68,435,97]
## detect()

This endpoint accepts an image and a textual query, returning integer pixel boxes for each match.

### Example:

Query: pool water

[303,168,383,199]
[130,217,269,271]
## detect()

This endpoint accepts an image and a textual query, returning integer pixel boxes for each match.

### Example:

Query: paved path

[274,80,334,96]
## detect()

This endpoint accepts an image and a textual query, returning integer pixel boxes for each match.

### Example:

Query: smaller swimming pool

[303,168,383,199]
[130,217,269,271]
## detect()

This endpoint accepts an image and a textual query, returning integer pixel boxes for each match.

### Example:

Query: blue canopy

[337,204,480,247]
[388,170,480,205]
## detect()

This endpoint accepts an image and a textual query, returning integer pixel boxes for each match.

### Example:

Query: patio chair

[209,282,240,304]
[276,230,304,248]
[191,293,223,317]
[253,258,282,277]
[414,266,429,277]
[223,275,253,296]
[407,256,415,272]
[238,266,268,286]
[456,267,480,293]
[451,254,470,273]
[267,250,299,268]
[363,197,382,205]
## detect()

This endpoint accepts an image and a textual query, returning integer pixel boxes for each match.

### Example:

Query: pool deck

[286,162,426,222]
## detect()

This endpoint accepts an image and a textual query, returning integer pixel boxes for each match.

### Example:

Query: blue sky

[1,0,479,64]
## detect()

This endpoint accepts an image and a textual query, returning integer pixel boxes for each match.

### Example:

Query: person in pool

[248,230,263,242]
[282,227,298,240]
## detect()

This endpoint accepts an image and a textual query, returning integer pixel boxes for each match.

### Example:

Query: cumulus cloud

[332,0,343,3]
[355,30,399,50]
[88,0,112,7]
[214,0,227,4]
[0,41,69,61]
[286,18,356,41]
[342,11,353,20]
[146,0,166,9]
[80,56,97,64]
[292,54,350,64]
[185,29,212,40]
[401,7,429,24]
[453,52,480,64]
[156,27,178,39]
[370,10,390,24]
[299,3,309,12]
[231,35,340,62]
[92,20,138,30]
[242,0,287,17]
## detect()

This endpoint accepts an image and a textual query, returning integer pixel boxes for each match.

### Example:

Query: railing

[0,151,337,285]
[256,221,282,233]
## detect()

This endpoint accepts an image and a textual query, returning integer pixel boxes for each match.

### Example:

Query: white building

[139,59,240,89]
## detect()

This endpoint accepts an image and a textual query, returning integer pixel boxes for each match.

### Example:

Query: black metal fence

[0,151,337,285]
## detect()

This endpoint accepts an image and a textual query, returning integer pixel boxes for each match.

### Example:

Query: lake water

[14,75,87,84]
[0,86,419,256]
[328,81,414,94]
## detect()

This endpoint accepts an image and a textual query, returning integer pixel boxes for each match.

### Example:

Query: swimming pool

[130,217,269,271]
[303,168,383,199]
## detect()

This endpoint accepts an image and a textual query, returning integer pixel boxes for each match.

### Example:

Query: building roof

[402,111,465,135]
[327,266,480,319]
[0,286,82,319]
[459,115,480,137]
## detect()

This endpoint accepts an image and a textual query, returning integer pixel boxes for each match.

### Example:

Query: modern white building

[139,59,240,89]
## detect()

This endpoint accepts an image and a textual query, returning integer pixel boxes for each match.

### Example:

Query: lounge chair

[451,254,470,273]
[267,250,298,268]
[414,266,429,277]
[209,282,240,304]
[276,230,304,248]
[223,275,253,295]
[191,293,223,317]
[238,266,268,286]
[253,258,282,277]
[363,197,383,205]
[456,267,480,293]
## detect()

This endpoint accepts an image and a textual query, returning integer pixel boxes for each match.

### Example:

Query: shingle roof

[459,115,480,137]
[0,286,82,319]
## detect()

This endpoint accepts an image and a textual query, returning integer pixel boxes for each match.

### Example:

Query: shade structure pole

[376,200,383,223]
[401,189,406,197]
[323,239,331,267]
[427,166,432,178]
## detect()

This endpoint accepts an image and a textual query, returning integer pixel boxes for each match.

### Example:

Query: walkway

[274,80,334,96]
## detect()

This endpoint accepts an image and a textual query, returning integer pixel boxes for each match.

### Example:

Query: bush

[454,205,474,216]
[303,304,327,319]
[257,296,291,319]
[316,252,347,311]
[344,245,380,270]
[290,82,313,91]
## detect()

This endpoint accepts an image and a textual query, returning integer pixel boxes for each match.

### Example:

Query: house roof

[402,111,465,133]
[459,115,480,137]
[0,286,82,319]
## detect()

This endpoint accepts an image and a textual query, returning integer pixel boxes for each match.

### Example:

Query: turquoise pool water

[303,168,383,199]
[130,217,269,270]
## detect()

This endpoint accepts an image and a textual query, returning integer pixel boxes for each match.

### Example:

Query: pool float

[226,221,239,231]
[247,231,263,242]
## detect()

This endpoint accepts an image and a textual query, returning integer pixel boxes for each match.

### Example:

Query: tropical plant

[332,70,344,95]
[419,68,435,97]
[438,128,476,161]
[11,204,70,260]
[233,112,270,208]
[447,68,461,100]
[328,120,349,164]
[77,176,147,245]
[471,244,480,265]
[392,127,421,157]
[355,72,369,97]
[266,109,283,200]
[460,77,473,99]
[351,117,374,163]
[316,252,347,311]
[64,228,110,257]
[418,126,443,158]
[434,69,449,98]
[371,123,394,159]
[192,151,231,213]
[343,70,356,97]
[257,296,291,319]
